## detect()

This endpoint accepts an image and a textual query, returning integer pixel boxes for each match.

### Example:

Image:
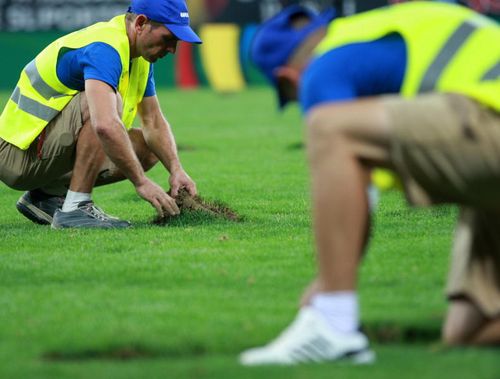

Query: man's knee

[128,128,158,171]
[442,298,485,346]
[1,171,30,190]
[306,101,392,166]
[442,319,470,346]
[141,152,159,171]
[306,107,352,164]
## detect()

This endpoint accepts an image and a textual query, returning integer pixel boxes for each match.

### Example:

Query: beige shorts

[385,93,500,317]
[447,208,500,317]
[0,93,83,195]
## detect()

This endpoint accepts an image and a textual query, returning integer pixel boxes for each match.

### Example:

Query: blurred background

[0,0,498,92]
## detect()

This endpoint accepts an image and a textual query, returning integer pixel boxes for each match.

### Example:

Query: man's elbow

[92,118,124,140]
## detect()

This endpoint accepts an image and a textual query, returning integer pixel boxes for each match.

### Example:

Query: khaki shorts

[447,208,500,317]
[0,93,83,195]
[384,93,500,317]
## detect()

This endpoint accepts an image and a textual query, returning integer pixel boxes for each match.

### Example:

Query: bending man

[0,0,200,228]
[241,2,500,365]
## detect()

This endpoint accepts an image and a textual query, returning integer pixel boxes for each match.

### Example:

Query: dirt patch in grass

[287,141,305,150]
[364,322,441,344]
[43,347,154,361]
[177,144,196,152]
[42,323,441,362]
[42,344,207,361]
[153,188,242,225]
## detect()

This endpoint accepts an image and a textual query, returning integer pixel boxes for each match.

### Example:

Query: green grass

[0,88,499,379]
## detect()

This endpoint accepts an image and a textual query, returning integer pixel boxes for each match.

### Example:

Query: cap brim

[165,24,202,44]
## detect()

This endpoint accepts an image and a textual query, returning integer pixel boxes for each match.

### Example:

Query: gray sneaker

[16,190,64,225]
[51,201,131,229]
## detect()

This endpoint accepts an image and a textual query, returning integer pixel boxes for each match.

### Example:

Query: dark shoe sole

[51,220,131,229]
[16,198,52,225]
[51,211,131,229]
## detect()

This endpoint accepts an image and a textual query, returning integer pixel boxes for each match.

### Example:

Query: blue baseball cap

[129,0,202,44]
[251,5,335,107]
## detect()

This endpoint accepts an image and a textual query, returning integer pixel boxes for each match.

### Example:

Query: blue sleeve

[81,43,122,90]
[300,52,358,113]
[56,42,122,92]
[143,64,156,97]
[299,34,406,114]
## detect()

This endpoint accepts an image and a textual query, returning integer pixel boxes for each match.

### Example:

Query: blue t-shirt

[299,34,407,114]
[55,42,156,97]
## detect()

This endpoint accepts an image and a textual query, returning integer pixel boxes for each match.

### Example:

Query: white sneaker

[239,307,375,366]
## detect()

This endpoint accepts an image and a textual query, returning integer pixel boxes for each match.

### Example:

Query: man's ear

[275,66,300,87]
[135,14,148,33]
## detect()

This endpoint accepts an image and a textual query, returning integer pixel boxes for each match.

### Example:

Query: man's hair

[125,12,137,22]
[125,11,163,29]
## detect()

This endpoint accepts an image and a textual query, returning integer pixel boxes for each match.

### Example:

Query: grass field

[0,88,498,379]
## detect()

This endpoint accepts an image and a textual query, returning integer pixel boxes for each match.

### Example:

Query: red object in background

[466,0,500,14]
[204,0,230,19]
[175,42,199,89]
[387,0,500,14]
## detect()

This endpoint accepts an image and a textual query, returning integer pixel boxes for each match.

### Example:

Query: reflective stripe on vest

[25,60,68,100]
[10,86,59,122]
[418,20,477,93]
[313,3,500,110]
[0,15,150,149]
[482,61,500,81]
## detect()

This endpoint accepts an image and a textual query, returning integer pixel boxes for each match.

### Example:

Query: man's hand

[138,96,197,200]
[136,178,180,217]
[169,169,197,198]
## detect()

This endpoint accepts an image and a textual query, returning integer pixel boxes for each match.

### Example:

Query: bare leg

[69,122,106,193]
[94,128,159,187]
[472,319,500,345]
[66,91,109,193]
[239,99,394,365]
[305,99,392,293]
[59,92,159,191]
[443,298,500,346]
[53,128,159,190]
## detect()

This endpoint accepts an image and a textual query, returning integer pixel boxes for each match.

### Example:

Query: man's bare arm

[138,95,196,197]
[85,79,146,185]
[84,79,179,216]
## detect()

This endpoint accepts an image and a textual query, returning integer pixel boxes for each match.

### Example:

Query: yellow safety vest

[0,15,150,150]
[315,2,500,110]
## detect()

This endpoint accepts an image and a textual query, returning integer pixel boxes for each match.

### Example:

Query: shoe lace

[83,203,112,221]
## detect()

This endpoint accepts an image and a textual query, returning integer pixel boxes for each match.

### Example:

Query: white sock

[62,190,91,212]
[311,291,359,334]
[367,185,380,211]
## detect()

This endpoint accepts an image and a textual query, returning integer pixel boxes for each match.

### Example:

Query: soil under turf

[153,188,242,225]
